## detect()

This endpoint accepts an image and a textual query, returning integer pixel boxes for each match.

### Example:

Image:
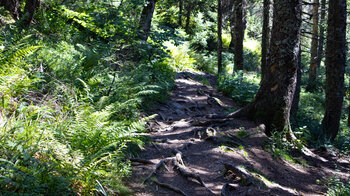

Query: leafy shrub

[324,176,350,196]
[0,24,175,195]
[164,41,197,71]
[217,71,260,105]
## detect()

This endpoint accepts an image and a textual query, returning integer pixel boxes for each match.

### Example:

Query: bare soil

[125,71,350,196]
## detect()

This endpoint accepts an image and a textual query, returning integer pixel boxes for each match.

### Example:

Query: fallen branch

[152,179,189,196]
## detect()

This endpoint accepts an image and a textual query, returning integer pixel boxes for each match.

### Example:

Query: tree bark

[291,45,302,118]
[21,0,40,27]
[185,3,192,34]
[179,0,183,26]
[231,0,302,134]
[228,0,235,51]
[217,0,223,74]
[322,0,347,140]
[307,0,319,89]
[261,0,271,81]
[316,0,326,68]
[0,0,20,20]
[139,0,157,41]
[233,0,246,71]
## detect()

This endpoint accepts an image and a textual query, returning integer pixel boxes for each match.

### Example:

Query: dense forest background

[0,0,349,195]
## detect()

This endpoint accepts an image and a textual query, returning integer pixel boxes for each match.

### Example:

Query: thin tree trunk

[117,0,124,11]
[261,0,271,81]
[139,0,157,41]
[228,1,235,51]
[185,3,192,33]
[179,0,183,26]
[0,0,20,20]
[291,45,302,118]
[230,0,302,134]
[308,0,319,89]
[316,0,326,68]
[233,0,246,71]
[21,0,40,27]
[322,0,347,140]
[217,0,223,74]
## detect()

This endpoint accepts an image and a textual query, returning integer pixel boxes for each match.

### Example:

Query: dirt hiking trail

[125,71,350,196]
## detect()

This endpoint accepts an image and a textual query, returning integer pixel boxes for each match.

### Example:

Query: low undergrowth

[0,18,175,196]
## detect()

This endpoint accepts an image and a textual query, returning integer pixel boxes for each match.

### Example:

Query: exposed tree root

[142,148,214,194]
[152,142,161,151]
[224,163,265,189]
[177,142,193,151]
[142,157,172,184]
[206,134,244,147]
[129,158,153,165]
[221,183,236,196]
[152,179,189,196]
[194,118,231,126]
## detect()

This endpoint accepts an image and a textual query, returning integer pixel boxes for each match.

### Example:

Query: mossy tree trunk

[322,0,347,140]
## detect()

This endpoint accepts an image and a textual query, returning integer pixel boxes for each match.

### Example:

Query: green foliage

[323,176,350,196]
[217,71,260,105]
[164,41,197,71]
[264,129,306,165]
[242,38,261,71]
[0,1,175,192]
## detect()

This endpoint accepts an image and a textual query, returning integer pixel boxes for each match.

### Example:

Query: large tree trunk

[307,0,319,89]
[261,0,271,81]
[230,0,302,134]
[233,0,246,71]
[139,0,157,41]
[316,0,326,68]
[322,0,347,140]
[217,0,223,74]
[21,0,40,27]
[0,0,20,20]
